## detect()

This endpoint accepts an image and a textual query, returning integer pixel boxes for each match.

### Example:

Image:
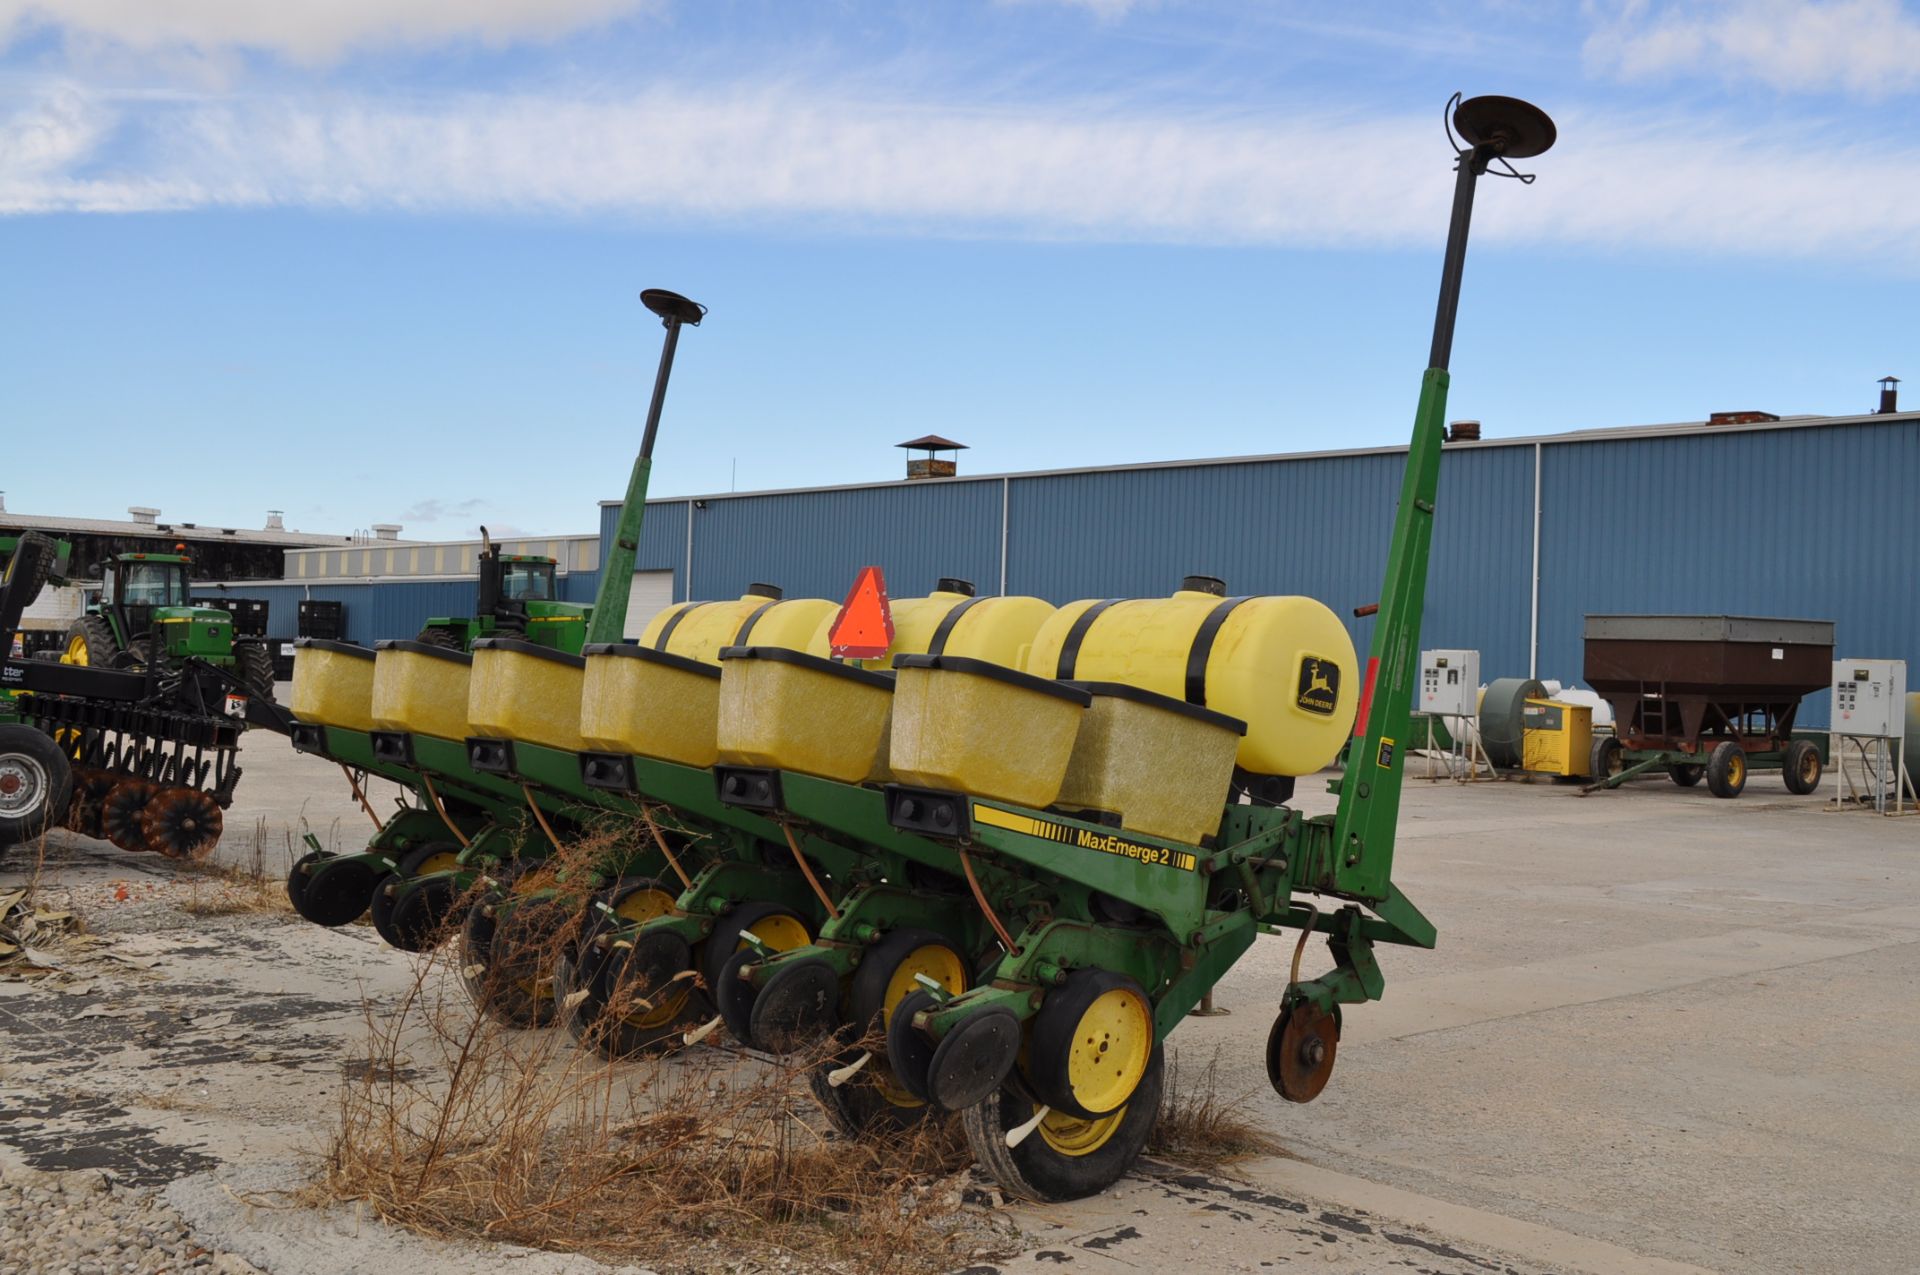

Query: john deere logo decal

[1296,657,1339,715]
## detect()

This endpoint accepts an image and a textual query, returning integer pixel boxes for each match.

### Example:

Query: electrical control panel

[1418,648,1480,717]
[1831,659,1907,738]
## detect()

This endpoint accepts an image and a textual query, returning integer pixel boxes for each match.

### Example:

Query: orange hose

[639,805,694,890]
[522,784,567,856]
[779,822,839,921]
[340,764,380,828]
[958,846,1019,955]
[421,774,470,848]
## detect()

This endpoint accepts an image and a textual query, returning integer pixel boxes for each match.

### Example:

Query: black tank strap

[1185,597,1252,704]
[733,598,783,644]
[652,601,702,651]
[1055,600,1120,679]
[927,595,990,656]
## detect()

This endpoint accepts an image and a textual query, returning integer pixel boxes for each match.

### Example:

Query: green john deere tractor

[413,529,590,654]
[61,551,277,696]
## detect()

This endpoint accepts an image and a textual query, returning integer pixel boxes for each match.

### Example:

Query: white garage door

[624,570,677,640]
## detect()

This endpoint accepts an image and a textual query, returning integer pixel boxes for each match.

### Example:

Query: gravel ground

[0,1164,261,1275]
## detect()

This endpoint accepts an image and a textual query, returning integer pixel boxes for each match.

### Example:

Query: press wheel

[1266,999,1339,1103]
[371,842,464,951]
[816,928,970,1130]
[748,956,841,1053]
[560,876,683,1055]
[460,896,566,1029]
[962,1045,1164,1203]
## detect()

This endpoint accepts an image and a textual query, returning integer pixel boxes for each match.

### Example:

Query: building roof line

[602,409,1916,507]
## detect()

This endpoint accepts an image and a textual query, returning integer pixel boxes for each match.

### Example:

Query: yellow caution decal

[972,804,1197,872]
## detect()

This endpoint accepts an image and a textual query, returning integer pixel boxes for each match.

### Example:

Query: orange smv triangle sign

[830,566,894,660]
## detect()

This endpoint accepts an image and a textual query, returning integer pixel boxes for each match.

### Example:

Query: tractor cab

[414,530,590,653]
[63,552,273,692]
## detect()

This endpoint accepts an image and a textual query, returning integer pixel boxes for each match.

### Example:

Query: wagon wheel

[1782,739,1823,796]
[140,788,224,860]
[1670,764,1703,788]
[1705,741,1747,799]
[100,779,159,852]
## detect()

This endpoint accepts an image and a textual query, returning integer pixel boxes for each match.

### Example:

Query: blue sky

[3,0,1918,538]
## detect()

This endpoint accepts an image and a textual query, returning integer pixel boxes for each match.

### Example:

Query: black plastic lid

[893,653,1092,706]
[718,644,896,689]
[1069,680,1247,734]
[745,583,784,600]
[293,637,373,660]
[470,636,585,668]
[375,638,472,665]
[936,577,977,597]
[1182,574,1228,597]
[582,642,721,679]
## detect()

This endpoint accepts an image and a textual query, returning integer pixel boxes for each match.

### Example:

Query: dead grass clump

[1150,1048,1286,1170]
[179,820,292,916]
[316,867,994,1274]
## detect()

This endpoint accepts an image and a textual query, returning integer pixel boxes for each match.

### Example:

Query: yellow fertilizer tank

[889,655,1092,810]
[579,645,723,768]
[370,640,474,740]
[468,638,586,752]
[823,578,1057,672]
[637,585,835,664]
[1055,683,1246,844]
[290,639,377,733]
[1024,577,1357,778]
[715,646,895,783]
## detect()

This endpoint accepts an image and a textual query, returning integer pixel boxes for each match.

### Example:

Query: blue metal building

[240,408,1918,730]
[596,409,1918,729]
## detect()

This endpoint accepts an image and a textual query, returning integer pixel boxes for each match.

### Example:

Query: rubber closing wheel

[715,948,763,1045]
[384,874,462,951]
[297,857,380,927]
[286,850,324,914]
[926,1006,1021,1113]
[1027,968,1155,1119]
[885,988,939,1102]
[1266,1000,1339,1103]
[749,957,841,1053]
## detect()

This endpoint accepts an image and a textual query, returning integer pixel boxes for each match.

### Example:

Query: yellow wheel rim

[1728,754,1745,785]
[744,912,810,954]
[1038,1106,1127,1157]
[872,944,968,1109]
[1066,987,1153,1115]
[62,634,87,665]
[614,888,682,1028]
[419,852,462,876]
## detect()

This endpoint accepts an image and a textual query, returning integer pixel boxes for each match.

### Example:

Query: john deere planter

[282,94,1556,1202]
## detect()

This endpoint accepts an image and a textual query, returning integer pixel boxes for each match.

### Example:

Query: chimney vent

[372,523,402,541]
[128,506,160,526]
[1878,376,1900,414]
[897,435,967,480]
[265,510,285,531]
[1447,420,1481,442]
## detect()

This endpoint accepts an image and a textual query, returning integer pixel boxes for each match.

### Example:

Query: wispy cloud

[0,0,658,63]
[1586,0,1920,96]
[4,78,1920,262]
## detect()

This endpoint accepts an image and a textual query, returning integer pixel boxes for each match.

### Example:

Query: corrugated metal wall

[1537,420,1920,727]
